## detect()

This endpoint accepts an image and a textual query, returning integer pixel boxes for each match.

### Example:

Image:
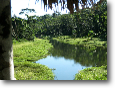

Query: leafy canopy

[35,0,104,13]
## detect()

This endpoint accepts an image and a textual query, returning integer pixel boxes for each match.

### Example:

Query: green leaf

[89,30,94,33]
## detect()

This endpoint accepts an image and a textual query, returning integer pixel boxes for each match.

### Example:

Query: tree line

[12,0,107,41]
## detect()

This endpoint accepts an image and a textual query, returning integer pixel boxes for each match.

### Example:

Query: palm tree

[0,0,15,80]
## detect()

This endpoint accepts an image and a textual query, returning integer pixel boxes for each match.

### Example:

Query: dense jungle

[12,0,107,80]
[12,0,107,41]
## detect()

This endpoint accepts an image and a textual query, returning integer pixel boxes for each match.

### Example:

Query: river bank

[74,65,107,80]
[52,36,107,48]
[13,36,107,80]
[13,38,54,80]
[51,36,107,80]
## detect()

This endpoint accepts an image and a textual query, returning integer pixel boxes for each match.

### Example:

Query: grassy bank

[13,38,54,80]
[53,36,107,48]
[74,65,107,80]
[52,36,107,80]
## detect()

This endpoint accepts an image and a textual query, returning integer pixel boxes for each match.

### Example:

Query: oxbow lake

[35,40,107,80]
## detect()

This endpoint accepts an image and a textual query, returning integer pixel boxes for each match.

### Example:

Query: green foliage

[12,0,107,41]
[11,0,107,80]
[74,65,107,80]
[12,15,36,41]
[72,0,107,40]
[13,38,54,80]
[50,38,107,67]
[53,35,107,48]
[14,62,54,80]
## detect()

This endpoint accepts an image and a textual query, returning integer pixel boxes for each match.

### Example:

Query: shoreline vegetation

[42,35,107,80]
[74,65,107,80]
[52,35,107,80]
[52,36,107,48]
[13,36,107,80]
[13,38,54,80]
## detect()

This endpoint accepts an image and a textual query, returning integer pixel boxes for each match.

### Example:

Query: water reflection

[36,55,91,80]
[36,40,107,80]
[49,40,107,67]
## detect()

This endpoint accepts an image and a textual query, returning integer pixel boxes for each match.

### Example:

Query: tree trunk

[0,0,15,80]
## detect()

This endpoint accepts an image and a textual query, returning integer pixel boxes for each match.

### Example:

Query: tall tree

[0,0,15,80]
[0,0,104,80]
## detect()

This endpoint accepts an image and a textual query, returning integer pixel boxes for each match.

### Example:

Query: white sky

[11,0,100,18]
[11,0,70,18]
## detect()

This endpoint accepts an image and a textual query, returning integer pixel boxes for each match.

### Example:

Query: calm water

[36,40,107,80]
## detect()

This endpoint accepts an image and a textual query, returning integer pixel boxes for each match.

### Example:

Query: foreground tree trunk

[0,0,15,80]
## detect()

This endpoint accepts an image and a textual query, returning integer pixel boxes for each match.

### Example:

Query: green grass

[53,36,107,48]
[14,62,54,80]
[13,38,54,80]
[74,65,107,80]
